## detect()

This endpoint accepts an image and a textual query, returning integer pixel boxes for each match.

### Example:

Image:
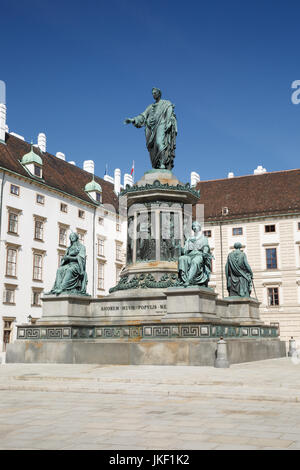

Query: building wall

[205,215,300,343]
[0,170,126,351]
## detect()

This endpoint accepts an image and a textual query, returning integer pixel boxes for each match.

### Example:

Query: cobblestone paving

[0,358,299,450]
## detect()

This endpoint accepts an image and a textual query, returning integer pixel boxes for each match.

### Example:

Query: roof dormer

[85,177,102,203]
[20,145,43,178]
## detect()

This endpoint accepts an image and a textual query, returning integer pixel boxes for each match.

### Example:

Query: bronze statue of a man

[124,88,177,170]
[225,242,253,297]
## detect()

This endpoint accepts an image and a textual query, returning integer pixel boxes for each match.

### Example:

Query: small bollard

[214,337,230,368]
[288,337,297,357]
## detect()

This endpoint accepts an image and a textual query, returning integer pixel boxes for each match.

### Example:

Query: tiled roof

[0,133,119,210]
[196,169,300,222]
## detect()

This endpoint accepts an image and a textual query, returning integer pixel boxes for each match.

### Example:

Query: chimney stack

[83,160,95,174]
[56,152,66,160]
[190,171,200,187]
[228,172,234,178]
[254,165,267,175]
[114,168,121,194]
[0,103,6,143]
[124,173,133,187]
[38,133,46,152]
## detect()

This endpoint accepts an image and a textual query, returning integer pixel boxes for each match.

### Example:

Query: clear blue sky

[1,0,300,183]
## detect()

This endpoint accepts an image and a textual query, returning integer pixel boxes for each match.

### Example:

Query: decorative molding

[6,206,22,214]
[120,180,201,199]
[16,323,279,341]
[262,242,279,247]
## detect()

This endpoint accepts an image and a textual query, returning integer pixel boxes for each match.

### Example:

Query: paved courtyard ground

[0,357,299,450]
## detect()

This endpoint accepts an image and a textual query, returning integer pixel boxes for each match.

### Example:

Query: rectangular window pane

[98,263,104,289]
[3,289,15,304]
[266,248,277,269]
[36,194,45,204]
[204,230,212,237]
[265,225,276,233]
[6,248,17,276]
[59,228,67,246]
[233,227,243,235]
[10,184,19,195]
[268,287,279,306]
[35,220,43,240]
[98,238,105,256]
[8,213,18,233]
[33,254,43,280]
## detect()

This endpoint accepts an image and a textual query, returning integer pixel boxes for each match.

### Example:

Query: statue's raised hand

[124,118,134,125]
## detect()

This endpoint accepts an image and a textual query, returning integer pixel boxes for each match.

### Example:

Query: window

[32,290,41,306]
[78,210,85,219]
[98,217,104,225]
[58,251,65,267]
[98,237,105,257]
[268,287,279,306]
[222,207,229,216]
[33,254,43,281]
[10,184,19,196]
[116,265,122,282]
[266,248,277,269]
[232,227,243,236]
[3,288,15,304]
[116,216,121,232]
[36,194,45,205]
[96,192,101,203]
[265,224,276,233]
[60,203,68,213]
[116,242,122,261]
[3,318,14,352]
[34,165,42,177]
[59,227,67,246]
[204,230,212,237]
[8,212,18,234]
[6,248,17,276]
[34,219,44,240]
[77,231,85,244]
[98,262,105,290]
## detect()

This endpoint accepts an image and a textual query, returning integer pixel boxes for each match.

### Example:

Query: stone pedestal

[222,296,261,324]
[165,287,219,320]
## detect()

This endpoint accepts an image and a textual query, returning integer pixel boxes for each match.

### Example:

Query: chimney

[114,168,121,194]
[83,160,95,174]
[104,174,114,184]
[38,133,46,152]
[0,103,7,143]
[124,173,133,187]
[190,171,200,186]
[254,165,267,175]
[56,152,66,160]
[69,161,76,165]
[228,172,234,178]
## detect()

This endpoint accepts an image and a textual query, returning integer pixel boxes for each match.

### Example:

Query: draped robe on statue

[49,241,87,295]
[178,234,212,287]
[133,99,177,170]
[225,249,253,297]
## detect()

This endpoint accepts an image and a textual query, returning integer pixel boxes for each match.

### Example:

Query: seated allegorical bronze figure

[178,221,213,287]
[45,232,88,296]
[225,242,253,297]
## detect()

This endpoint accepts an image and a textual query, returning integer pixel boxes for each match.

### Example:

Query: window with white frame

[3,286,16,304]
[8,211,18,234]
[32,290,42,306]
[97,237,105,257]
[33,253,43,281]
[266,248,278,269]
[78,210,85,219]
[60,203,68,213]
[98,262,105,290]
[10,184,20,196]
[36,193,45,205]
[232,227,243,236]
[6,247,17,277]
[59,226,68,246]
[34,219,44,241]
[267,287,279,306]
[116,242,122,261]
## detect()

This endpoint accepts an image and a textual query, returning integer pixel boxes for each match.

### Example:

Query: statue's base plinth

[6,287,286,366]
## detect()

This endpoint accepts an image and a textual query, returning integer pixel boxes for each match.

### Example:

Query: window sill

[34,238,44,243]
[58,244,67,248]
[31,304,42,308]
[97,288,105,291]
[2,302,16,306]
[7,232,19,236]
[32,279,43,283]
[5,275,17,279]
